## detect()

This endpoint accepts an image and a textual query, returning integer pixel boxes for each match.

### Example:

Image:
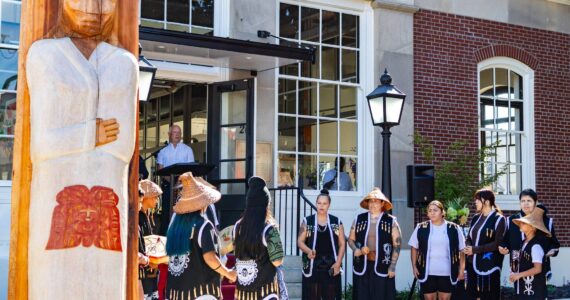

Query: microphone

[151,140,169,158]
[354,242,362,263]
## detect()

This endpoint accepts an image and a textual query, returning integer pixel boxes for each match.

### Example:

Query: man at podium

[157,125,195,235]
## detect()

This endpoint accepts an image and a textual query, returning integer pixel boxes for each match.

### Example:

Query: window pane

[340,86,357,119]
[344,156,357,191]
[301,47,320,78]
[495,68,508,100]
[321,46,339,81]
[192,0,214,28]
[280,62,299,77]
[319,120,337,154]
[509,164,521,195]
[279,3,299,39]
[141,19,164,29]
[0,136,12,180]
[278,153,296,187]
[167,0,189,23]
[0,48,17,90]
[319,155,336,190]
[321,10,339,45]
[221,90,247,124]
[220,126,246,160]
[298,81,317,116]
[479,68,493,95]
[278,116,295,151]
[220,161,245,179]
[220,182,246,194]
[298,154,318,190]
[510,70,523,100]
[495,163,507,195]
[480,102,493,129]
[340,121,356,155]
[508,133,521,164]
[342,49,358,83]
[301,7,319,42]
[145,101,158,148]
[278,79,296,115]
[510,106,522,131]
[342,14,358,48]
[298,117,317,153]
[1,1,21,45]
[319,83,337,118]
[0,92,16,135]
[496,104,509,130]
[141,0,165,20]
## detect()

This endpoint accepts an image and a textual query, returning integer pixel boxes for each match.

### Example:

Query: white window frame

[273,0,374,197]
[138,0,221,36]
[478,57,535,211]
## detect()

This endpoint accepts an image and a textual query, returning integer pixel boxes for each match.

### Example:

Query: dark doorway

[207,79,255,229]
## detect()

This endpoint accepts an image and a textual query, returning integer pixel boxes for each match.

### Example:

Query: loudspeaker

[407,165,434,208]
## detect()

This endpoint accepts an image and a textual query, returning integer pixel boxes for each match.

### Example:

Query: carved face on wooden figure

[61,0,117,40]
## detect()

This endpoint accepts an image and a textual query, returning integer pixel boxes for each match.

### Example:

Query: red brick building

[414,9,570,246]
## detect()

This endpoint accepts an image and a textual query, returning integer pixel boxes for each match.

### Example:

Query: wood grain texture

[9,0,139,299]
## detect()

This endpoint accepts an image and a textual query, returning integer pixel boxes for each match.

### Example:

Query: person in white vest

[25,0,138,298]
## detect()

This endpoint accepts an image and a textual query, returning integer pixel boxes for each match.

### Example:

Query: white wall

[0,182,11,300]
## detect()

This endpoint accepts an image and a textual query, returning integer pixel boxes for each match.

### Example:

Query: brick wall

[414,9,570,246]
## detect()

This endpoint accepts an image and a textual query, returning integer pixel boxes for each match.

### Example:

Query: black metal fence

[269,186,350,296]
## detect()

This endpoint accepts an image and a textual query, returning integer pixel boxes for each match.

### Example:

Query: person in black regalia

[509,207,551,299]
[464,189,506,300]
[233,176,285,300]
[138,180,162,300]
[165,172,236,300]
[348,188,402,300]
[499,189,560,289]
[297,189,346,300]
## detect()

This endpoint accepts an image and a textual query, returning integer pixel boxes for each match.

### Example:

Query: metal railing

[269,186,350,296]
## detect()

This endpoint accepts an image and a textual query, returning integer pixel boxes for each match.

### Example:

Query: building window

[277,3,359,191]
[140,0,214,35]
[0,0,20,181]
[479,59,534,200]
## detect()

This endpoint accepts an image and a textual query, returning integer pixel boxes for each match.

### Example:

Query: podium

[156,163,216,218]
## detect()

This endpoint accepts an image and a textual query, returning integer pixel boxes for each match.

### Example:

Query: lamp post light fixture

[138,45,157,101]
[366,68,406,200]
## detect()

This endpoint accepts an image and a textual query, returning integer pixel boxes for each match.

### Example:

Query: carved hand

[96,118,120,146]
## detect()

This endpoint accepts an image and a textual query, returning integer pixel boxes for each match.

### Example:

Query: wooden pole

[9,0,139,299]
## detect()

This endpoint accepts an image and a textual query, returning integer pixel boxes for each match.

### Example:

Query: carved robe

[26,37,138,299]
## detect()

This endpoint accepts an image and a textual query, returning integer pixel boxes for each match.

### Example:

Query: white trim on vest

[373,213,389,277]
[353,212,371,276]
[473,210,502,275]
[198,219,214,249]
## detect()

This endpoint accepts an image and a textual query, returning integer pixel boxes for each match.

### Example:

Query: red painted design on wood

[46,185,122,251]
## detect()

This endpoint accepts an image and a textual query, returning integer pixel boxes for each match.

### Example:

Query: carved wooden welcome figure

[8,0,139,298]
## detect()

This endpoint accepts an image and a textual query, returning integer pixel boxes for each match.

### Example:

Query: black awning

[139,27,315,71]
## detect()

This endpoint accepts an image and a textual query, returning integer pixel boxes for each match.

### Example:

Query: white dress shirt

[157,142,195,168]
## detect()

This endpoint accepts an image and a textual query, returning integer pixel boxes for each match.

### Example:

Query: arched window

[478,58,535,208]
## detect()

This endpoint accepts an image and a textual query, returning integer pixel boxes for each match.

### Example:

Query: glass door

[207,79,254,228]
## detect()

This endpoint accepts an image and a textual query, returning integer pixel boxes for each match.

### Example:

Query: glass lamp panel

[385,97,403,124]
[368,97,384,125]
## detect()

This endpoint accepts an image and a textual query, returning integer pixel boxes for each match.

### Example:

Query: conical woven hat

[360,187,392,211]
[173,172,221,214]
[513,207,551,237]
[196,176,217,190]
[139,179,163,198]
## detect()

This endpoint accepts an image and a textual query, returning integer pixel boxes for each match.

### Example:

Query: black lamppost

[366,69,406,200]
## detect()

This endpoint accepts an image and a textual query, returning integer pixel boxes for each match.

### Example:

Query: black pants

[353,263,395,300]
[158,181,171,235]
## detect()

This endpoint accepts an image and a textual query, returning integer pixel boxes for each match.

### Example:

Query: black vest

[468,211,505,275]
[234,221,279,298]
[415,221,461,284]
[353,212,394,277]
[515,237,546,299]
[301,214,341,277]
[505,212,555,279]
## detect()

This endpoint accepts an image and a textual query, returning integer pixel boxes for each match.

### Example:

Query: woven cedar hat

[173,172,221,214]
[360,187,392,211]
[196,176,217,190]
[513,207,551,237]
[139,179,163,198]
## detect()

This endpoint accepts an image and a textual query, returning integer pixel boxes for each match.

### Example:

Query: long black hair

[234,206,274,260]
[474,188,502,214]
